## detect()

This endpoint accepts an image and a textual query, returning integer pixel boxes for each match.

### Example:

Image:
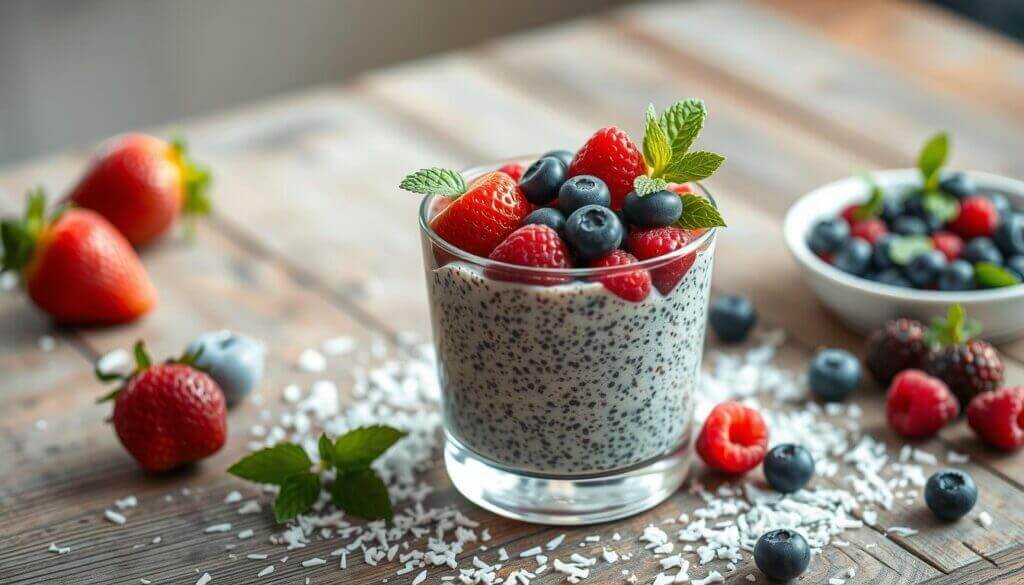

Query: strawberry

[98,341,227,472]
[932,231,964,261]
[949,196,999,240]
[851,219,887,245]
[567,127,647,210]
[69,134,211,246]
[497,162,525,183]
[589,250,651,302]
[627,226,698,295]
[487,224,572,285]
[1,191,156,324]
[402,169,531,258]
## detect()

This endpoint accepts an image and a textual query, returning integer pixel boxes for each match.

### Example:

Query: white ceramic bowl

[784,169,1024,343]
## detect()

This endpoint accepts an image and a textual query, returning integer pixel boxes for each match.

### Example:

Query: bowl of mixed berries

[784,132,1024,342]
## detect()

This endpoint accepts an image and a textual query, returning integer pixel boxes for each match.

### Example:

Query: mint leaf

[660,99,705,155]
[922,191,959,224]
[663,151,725,184]
[888,235,934,266]
[928,303,982,346]
[634,176,668,197]
[853,175,885,221]
[318,433,334,469]
[333,425,406,471]
[976,262,1022,289]
[331,469,393,520]
[274,472,321,523]
[642,105,672,176]
[228,443,313,485]
[399,168,467,197]
[918,132,949,189]
[675,194,726,229]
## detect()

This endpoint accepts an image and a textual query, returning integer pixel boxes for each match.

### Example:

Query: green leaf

[331,469,393,520]
[132,341,152,370]
[662,151,726,184]
[918,132,949,189]
[675,194,726,229]
[660,99,705,156]
[228,443,313,485]
[853,175,885,221]
[633,176,668,197]
[922,191,960,224]
[976,262,1022,289]
[928,303,982,346]
[399,168,467,197]
[642,104,672,176]
[274,472,321,523]
[333,425,407,471]
[888,235,934,266]
[1,189,48,273]
[318,433,334,469]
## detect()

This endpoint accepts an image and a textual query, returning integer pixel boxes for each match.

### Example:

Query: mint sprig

[227,425,407,523]
[634,176,668,197]
[399,168,467,197]
[922,190,960,224]
[642,105,672,177]
[918,132,949,192]
[927,304,982,347]
[675,194,726,229]
[976,262,1022,289]
[853,174,885,221]
[887,235,934,266]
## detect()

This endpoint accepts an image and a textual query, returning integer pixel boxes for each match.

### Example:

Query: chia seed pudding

[424,235,715,476]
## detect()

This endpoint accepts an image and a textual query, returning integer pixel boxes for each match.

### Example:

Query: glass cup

[419,158,718,524]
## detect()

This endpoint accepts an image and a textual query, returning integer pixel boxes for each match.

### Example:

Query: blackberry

[864,318,929,386]
[923,304,1004,408]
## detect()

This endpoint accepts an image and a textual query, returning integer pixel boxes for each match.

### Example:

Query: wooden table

[3,1,1024,583]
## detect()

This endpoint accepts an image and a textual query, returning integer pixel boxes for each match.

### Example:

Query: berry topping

[963,237,1004,265]
[967,386,1024,450]
[588,250,651,302]
[541,149,575,169]
[558,175,611,216]
[807,218,850,255]
[763,444,815,494]
[696,402,769,474]
[892,215,930,236]
[627,226,698,295]
[564,205,624,262]
[995,213,1024,256]
[872,235,897,270]
[850,218,888,244]
[753,529,810,582]
[808,348,861,402]
[924,469,978,521]
[519,156,567,205]
[497,162,525,183]
[708,294,757,343]
[833,237,873,276]
[932,230,964,261]
[939,173,976,199]
[486,224,572,285]
[567,127,647,210]
[864,318,930,386]
[840,203,860,226]
[906,249,947,288]
[873,268,912,288]
[924,304,1003,407]
[522,207,567,235]
[950,196,1000,239]
[886,369,959,438]
[937,259,975,291]
[621,190,683,228]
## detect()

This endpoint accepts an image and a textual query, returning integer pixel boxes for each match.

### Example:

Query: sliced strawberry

[627,226,698,295]
[487,224,572,285]
[589,250,651,302]
[429,171,532,258]
[567,127,647,210]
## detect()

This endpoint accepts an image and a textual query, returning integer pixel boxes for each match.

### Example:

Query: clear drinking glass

[419,158,718,525]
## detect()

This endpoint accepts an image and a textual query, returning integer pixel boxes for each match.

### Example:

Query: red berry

[840,204,860,226]
[567,127,647,210]
[696,402,769,474]
[627,226,698,295]
[497,162,525,183]
[666,183,693,195]
[429,171,532,258]
[588,250,651,302]
[886,369,959,438]
[850,219,888,245]
[949,196,999,239]
[932,231,964,261]
[967,387,1024,450]
[487,224,572,285]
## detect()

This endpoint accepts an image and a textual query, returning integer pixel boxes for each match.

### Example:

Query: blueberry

[559,175,611,215]
[542,149,575,169]
[186,331,265,407]
[881,197,904,224]
[939,173,976,199]
[754,529,811,582]
[621,190,683,228]
[1008,255,1024,280]
[994,213,1024,256]
[905,249,947,288]
[518,156,566,205]
[523,207,566,235]
[564,205,623,262]
[938,260,975,291]
[903,196,944,232]
[808,348,861,402]
[874,268,912,288]
[963,237,1004,266]
[892,215,929,236]
[924,469,978,521]
[763,444,815,494]
[709,295,757,343]
[984,192,1012,218]
[832,238,872,276]
[807,218,850,255]
[872,235,896,270]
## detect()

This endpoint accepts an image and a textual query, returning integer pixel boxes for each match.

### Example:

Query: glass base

[444,437,692,525]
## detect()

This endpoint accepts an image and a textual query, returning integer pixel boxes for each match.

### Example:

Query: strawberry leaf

[642,104,672,176]
[888,235,934,266]
[274,472,321,523]
[662,151,726,184]
[634,176,668,197]
[333,425,406,471]
[976,262,1022,289]
[331,469,393,520]
[1,189,47,273]
[399,168,467,197]
[318,432,335,469]
[133,341,152,370]
[918,132,949,190]
[853,175,885,221]
[660,99,705,156]
[675,194,726,229]
[228,443,313,485]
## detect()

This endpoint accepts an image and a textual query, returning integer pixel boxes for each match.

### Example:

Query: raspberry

[497,162,525,183]
[967,387,1024,450]
[839,204,859,226]
[932,231,964,261]
[567,127,647,210]
[949,196,999,239]
[487,224,572,285]
[696,402,769,474]
[627,226,698,295]
[588,250,651,302]
[864,318,929,386]
[886,370,959,438]
[850,219,888,245]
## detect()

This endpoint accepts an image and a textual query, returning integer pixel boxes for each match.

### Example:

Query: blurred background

[1,0,1022,166]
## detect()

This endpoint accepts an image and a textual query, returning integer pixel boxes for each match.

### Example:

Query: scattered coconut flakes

[224,491,243,504]
[602,548,619,563]
[205,523,232,533]
[886,526,918,537]
[545,534,566,550]
[152,537,162,544]
[48,543,71,554]
[946,450,970,465]
[745,575,756,582]
[0,271,18,291]
[140,580,152,584]
[195,574,212,585]
[105,510,127,525]
[693,571,724,585]
[297,349,326,372]
[38,335,56,352]
[412,570,427,585]
[34,419,48,431]
[653,573,675,585]
[520,546,543,558]
[257,566,274,577]
[828,579,845,585]
[978,511,993,528]
[322,336,356,356]
[115,496,138,510]
[97,348,132,377]
[238,530,254,539]
[238,500,262,515]
[301,558,326,567]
